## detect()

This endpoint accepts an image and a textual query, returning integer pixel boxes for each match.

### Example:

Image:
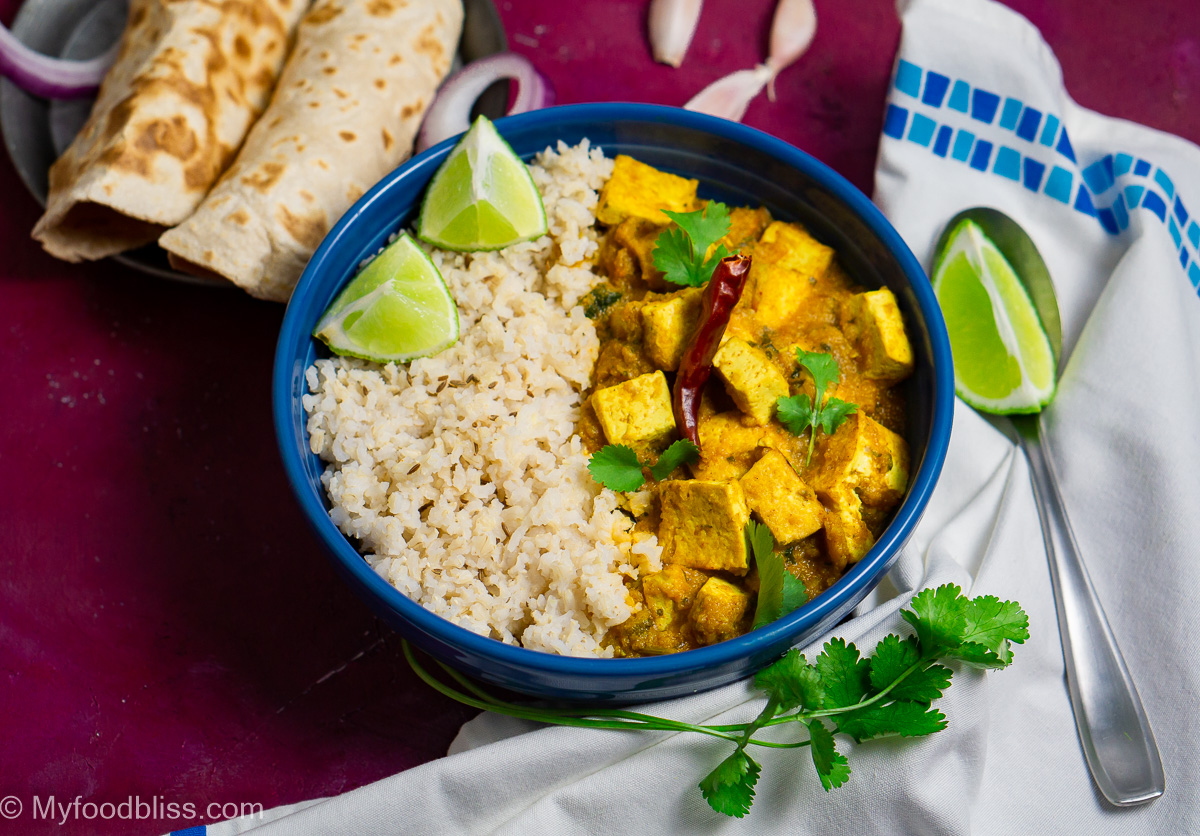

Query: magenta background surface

[1,1,1197,833]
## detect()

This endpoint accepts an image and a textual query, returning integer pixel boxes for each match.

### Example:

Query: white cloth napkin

[202,0,1200,832]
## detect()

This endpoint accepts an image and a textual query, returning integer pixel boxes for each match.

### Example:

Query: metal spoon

[933,208,1165,807]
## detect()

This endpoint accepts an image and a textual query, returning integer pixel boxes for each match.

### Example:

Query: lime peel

[313,233,459,363]
[931,219,1056,414]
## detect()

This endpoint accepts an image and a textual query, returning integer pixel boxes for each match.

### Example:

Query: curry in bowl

[578,155,913,656]
[303,142,913,659]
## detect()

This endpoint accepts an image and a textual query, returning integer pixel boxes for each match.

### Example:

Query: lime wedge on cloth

[313,233,459,363]
[416,115,547,251]
[931,218,1056,413]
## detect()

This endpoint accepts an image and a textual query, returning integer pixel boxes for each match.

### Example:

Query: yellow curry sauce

[579,155,915,657]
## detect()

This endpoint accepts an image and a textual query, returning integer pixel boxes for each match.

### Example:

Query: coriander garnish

[775,350,858,465]
[587,439,701,492]
[746,521,807,629]
[404,583,1030,817]
[652,202,734,287]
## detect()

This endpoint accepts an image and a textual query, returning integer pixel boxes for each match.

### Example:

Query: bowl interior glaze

[274,103,953,703]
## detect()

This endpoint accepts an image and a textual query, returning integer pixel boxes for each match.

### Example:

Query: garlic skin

[684,64,773,122]
[648,0,704,68]
[766,0,817,99]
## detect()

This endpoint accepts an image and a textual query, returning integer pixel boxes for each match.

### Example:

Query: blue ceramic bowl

[274,103,954,703]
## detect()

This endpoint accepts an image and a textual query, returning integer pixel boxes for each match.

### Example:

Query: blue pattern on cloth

[888,59,1200,293]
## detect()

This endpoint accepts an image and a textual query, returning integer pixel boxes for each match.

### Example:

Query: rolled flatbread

[159,0,463,301]
[32,0,310,262]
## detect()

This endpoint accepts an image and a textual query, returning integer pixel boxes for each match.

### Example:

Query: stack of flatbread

[32,0,464,302]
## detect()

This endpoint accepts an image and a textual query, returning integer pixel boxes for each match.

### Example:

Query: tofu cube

[757,220,836,279]
[739,450,824,544]
[641,288,703,370]
[722,205,773,252]
[590,371,676,455]
[810,412,909,510]
[712,337,790,425]
[750,262,814,331]
[609,217,669,289]
[841,289,915,384]
[821,485,876,570]
[641,564,710,632]
[692,411,766,481]
[596,155,700,226]
[659,480,751,574]
[690,577,753,646]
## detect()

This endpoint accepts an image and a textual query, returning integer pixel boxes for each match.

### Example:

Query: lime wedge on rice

[416,115,547,251]
[313,233,459,363]
[931,219,1056,413]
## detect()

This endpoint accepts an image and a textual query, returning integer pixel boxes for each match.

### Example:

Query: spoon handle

[1014,414,1164,806]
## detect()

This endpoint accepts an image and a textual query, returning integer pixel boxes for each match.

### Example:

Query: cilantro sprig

[776,350,858,466]
[587,440,701,492]
[652,202,734,287]
[404,583,1028,817]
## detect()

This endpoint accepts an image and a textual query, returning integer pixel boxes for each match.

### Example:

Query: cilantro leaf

[807,719,851,791]
[748,521,808,629]
[816,397,858,434]
[867,634,952,704]
[652,203,733,287]
[794,349,840,394]
[867,634,920,688]
[665,202,732,254]
[586,445,645,492]
[776,350,857,465]
[649,439,700,482]
[588,440,700,492]
[891,663,953,704]
[775,393,814,437]
[836,701,948,743]
[949,640,1012,669]
[940,596,1029,669]
[699,749,761,818]
[652,226,704,287]
[900,584,969,654]
[754,650,824,713]
[962,595,1031,649]
[815,637,869,710]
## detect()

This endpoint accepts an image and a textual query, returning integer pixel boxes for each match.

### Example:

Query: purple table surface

[2,1,1197,834]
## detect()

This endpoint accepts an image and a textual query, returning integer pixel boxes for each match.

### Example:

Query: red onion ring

[416,53,554,152]
[0,23,116,99]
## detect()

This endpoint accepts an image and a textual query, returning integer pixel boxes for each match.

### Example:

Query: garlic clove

[683,64,774,123]
[648,0,704,68]
[766,0,817,99]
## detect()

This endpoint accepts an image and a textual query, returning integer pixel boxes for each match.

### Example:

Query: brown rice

[302,141,661,657]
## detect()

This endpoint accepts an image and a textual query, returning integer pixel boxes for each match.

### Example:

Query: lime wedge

[313,233,459,363]
[931,219,1056,414]
[416,115,548,251]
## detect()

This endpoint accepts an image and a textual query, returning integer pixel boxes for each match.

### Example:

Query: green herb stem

[402,584,1030,819]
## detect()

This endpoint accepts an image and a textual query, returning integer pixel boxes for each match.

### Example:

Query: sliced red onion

[416,53,554,152]
[0,23,116,99]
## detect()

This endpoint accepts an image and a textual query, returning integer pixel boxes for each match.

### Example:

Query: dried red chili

[672,254,751,446]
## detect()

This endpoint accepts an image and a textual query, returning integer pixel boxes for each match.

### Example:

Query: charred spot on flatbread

[276,205,328,250]
[241,161,286,192]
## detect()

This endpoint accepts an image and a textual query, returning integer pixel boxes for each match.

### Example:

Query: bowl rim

[273,101,954,680]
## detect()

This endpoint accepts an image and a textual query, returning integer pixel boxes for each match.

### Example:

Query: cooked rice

[302,141,662,657]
